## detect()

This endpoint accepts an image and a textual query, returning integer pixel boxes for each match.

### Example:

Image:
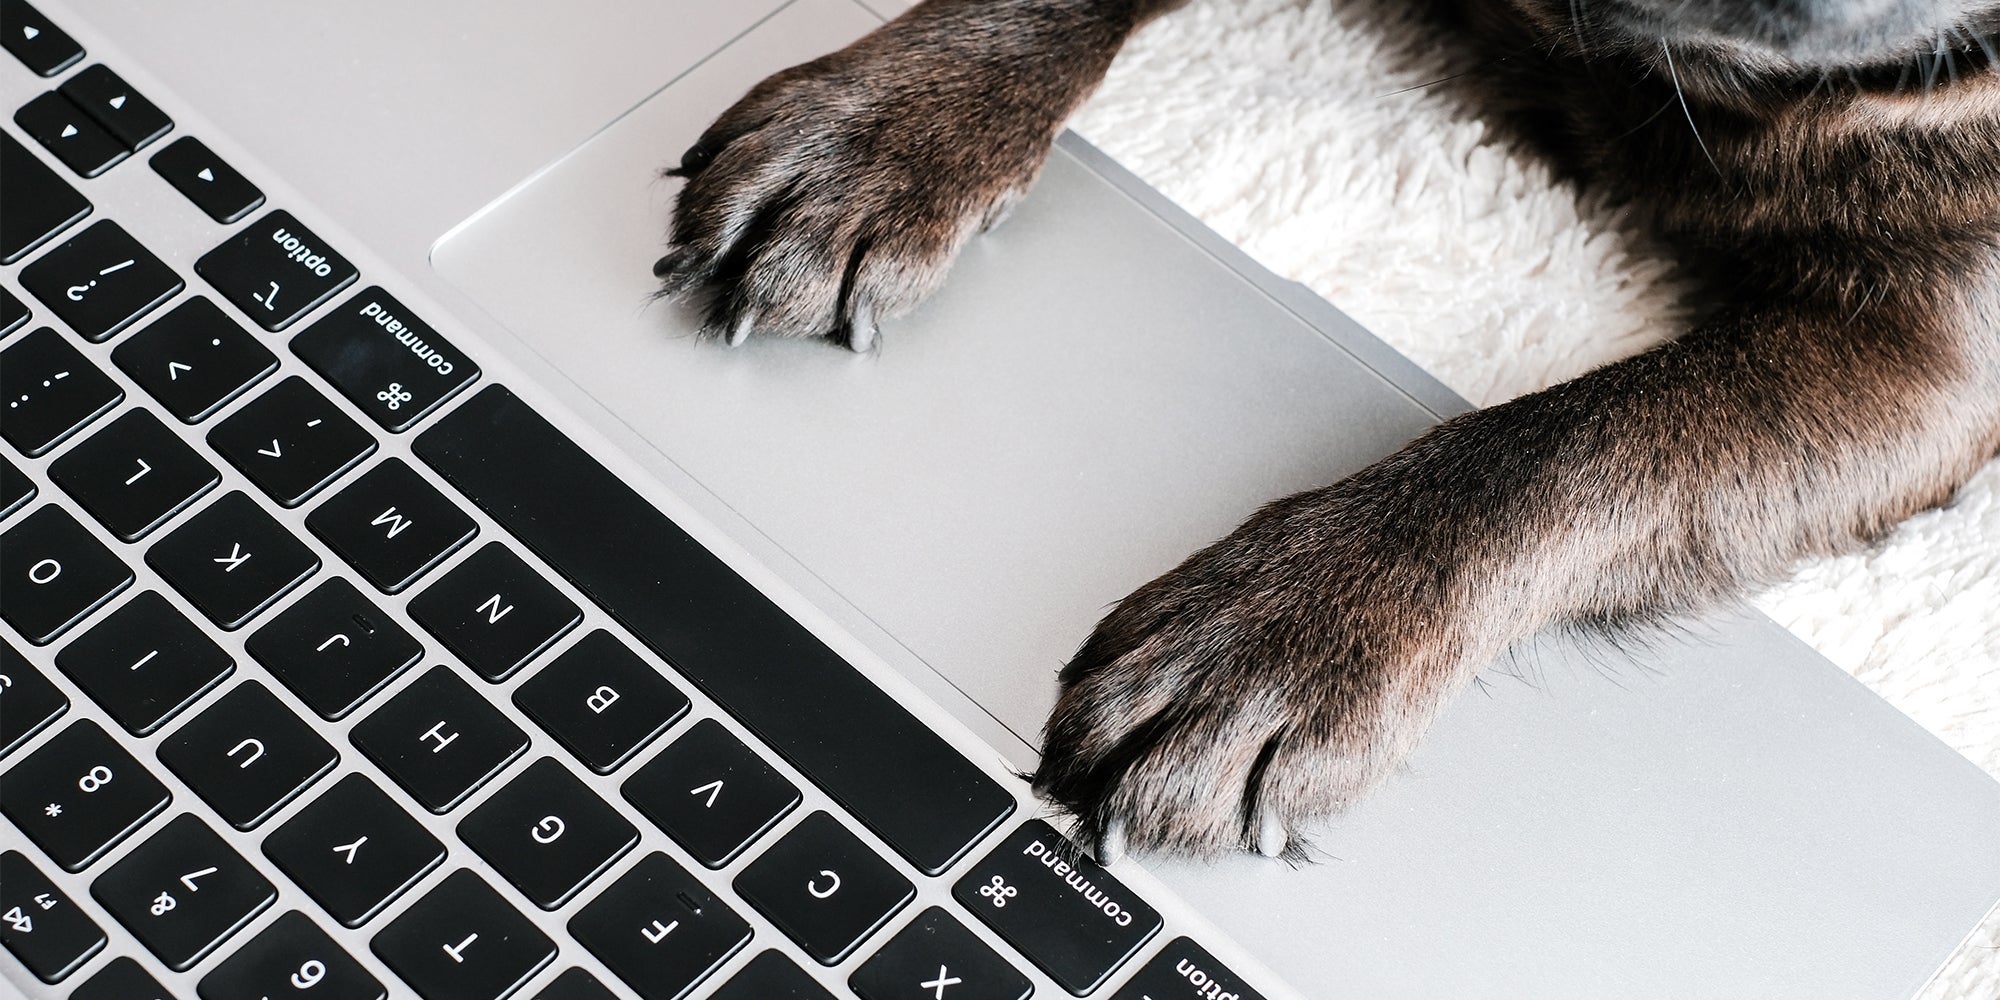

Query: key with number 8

[0,720,172,871]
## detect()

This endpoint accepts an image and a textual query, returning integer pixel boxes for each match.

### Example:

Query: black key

[59,65,173,152]
[409,542,579,682]
[13,91,126,176]
[156,680,338,830]
[0,849,105,983]
[0,638,67,756]
[566,853,750,1000]
[307,458,477,593]
[1,285,27,337]
[458,757,638,910]
[263,772,445,928]
[952,821,1162,996]
[1,326,122,457]
[621,718,798,869]
[1108,937,1269,1000]
[248,577,422,720]
[0,504,132,645]
[197,211,357,332]
[70,955,172,1000]
[146,491,320,629]
[0,452,34,518]
[151,136,265,224]
[1,1,83,76]
[514,630,688,774]
[290,288,479,433]
[92,813,277,971]
[371,869,556,1000]
[710,951,836,1000]
[535,967,617,1000]
[198,910,386,1000]
[113,296,278,423]
[0,133,91,266]
[0,130,90,264]
[209,376,376,507]
[734,811,914,966]
[0,719,170,871]
[51,408,220,540]
[851,907,1031,1000]
[350,665,527,813]
[416,386,1016,874]
[19,219,184,342]
[55,590,233,735]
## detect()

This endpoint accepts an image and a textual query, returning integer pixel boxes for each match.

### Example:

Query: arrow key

[150,136,264,224]
[92,813,277,971]
[13,91,125,176]
[209,376,375,506]
[2,2,85,77]
[114,297,278,423]
[59,65,172,152]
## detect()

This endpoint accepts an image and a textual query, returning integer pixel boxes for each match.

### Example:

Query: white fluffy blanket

[1066,0,2000,992]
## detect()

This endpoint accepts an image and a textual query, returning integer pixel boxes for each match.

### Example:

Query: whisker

[1660,39,1722,177]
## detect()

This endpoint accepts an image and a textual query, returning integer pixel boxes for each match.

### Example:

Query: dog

[653,0,2000,859]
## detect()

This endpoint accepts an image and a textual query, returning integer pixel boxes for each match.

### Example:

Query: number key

[92,813,277,971]
[199,910,385,1000]
[0,849,105,983]
[0,719,170,871]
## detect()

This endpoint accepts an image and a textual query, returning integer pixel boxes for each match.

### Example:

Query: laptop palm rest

[430,1,2000,995]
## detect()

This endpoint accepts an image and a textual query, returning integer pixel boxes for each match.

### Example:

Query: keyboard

[0,2,1278,998]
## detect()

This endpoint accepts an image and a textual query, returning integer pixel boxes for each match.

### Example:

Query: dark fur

[657,0,2000,856]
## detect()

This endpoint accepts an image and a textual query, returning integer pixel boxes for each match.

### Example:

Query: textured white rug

[1063,0,2000,993]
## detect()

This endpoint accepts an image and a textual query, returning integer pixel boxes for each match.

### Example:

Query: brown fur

[658,0,2000,856]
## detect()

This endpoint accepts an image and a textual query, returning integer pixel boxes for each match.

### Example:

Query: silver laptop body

[4,0,1998,998]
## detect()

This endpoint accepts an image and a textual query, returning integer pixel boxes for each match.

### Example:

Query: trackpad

[428,0,1439,745]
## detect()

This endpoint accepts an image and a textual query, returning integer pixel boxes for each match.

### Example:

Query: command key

[953,820,1162,996]
[291,287,478,432]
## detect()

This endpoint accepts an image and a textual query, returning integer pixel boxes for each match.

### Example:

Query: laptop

[3,0,1997,997]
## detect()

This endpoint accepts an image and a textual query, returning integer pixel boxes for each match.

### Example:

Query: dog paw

[656,17,1072,350]
[1033,478,1498,860]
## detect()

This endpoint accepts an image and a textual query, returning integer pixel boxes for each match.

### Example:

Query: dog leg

[1035,265,2000,857]
[656,0,1187,347]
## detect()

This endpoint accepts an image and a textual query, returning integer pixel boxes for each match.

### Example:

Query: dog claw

[727,310,757,347]
[1257,814,1287,858]
[847,299,879,353]
[1096,817,1128,867]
